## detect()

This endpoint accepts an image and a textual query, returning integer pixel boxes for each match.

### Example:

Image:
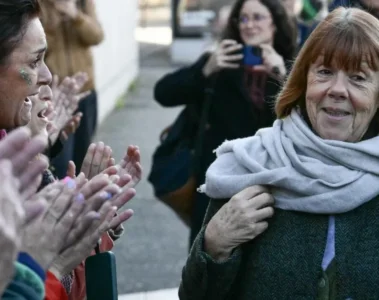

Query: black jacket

[154,54,282,182]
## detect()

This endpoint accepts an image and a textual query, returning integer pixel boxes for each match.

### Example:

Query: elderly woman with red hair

[181,7,379,300]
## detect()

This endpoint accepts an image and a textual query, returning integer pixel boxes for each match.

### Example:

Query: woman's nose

[37,62,52,87]
[38,85,53,101]
[327,72,348,101]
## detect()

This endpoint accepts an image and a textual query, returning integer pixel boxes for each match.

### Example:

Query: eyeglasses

[238,14,270,24]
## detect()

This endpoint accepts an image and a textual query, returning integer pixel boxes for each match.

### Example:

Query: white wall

[93,0,139,123]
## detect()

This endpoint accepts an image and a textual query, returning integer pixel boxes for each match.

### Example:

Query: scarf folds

[199,108,379,214]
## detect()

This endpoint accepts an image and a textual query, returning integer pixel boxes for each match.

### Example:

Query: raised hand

[202,39,243,77]
[21,180,86,271]
[80,142,116,180]
[110,145,142,189]
[0,127,48,199]
[0,160,27,294]
[48,73,89,144]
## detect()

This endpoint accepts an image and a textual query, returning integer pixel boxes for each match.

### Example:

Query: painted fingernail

[63,176,71,184]
[99,191,112,200]
[65,178,76,189]
[75,193,85,204]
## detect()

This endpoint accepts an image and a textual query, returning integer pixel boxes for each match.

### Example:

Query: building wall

[93,0,140,123]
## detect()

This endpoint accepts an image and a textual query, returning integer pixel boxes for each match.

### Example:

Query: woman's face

[306,56,379,142]
[0,17,51,130]
[238,0,276,46]
[27,85,52,138]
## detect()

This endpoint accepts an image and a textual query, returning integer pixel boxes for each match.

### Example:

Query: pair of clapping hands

[0,128,141,293]
[46,72,89,144]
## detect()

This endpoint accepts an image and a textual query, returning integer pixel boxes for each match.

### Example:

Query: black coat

[154,54,282,183]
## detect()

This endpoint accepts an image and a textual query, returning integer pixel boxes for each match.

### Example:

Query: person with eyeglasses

[154,0,297,247]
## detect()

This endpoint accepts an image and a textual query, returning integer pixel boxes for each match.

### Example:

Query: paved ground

[94,39,190,295]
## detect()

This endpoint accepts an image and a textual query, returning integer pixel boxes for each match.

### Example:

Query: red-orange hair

[276,7,379,118]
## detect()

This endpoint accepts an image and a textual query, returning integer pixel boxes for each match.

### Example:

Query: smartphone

[85,252,118,300]
[243,46,263,66]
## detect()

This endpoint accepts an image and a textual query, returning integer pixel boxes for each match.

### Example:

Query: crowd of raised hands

[0,72,142,299]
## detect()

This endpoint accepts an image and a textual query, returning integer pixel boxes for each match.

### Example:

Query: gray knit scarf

[199,108,379,214]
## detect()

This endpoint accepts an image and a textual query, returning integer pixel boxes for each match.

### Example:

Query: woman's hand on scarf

[204,185,274,262]
[202,39,243,77]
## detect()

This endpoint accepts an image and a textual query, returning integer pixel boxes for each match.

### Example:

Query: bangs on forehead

[309,23,379,72]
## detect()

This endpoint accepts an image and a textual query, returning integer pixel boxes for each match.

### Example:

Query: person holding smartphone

[154,0,297,247]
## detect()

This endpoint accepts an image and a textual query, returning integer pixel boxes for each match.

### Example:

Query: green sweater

[179,195,379,300]
[2,262,45,300]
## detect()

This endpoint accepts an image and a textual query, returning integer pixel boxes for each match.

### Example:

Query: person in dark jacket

[180,7,379,299]
[154,0,297,246]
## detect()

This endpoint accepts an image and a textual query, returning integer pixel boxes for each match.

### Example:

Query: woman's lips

[322,108,351,121]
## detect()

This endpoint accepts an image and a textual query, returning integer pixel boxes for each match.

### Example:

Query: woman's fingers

[223,43,243,55]
[110,187,136,210]
[81,183,122,215]
[18,155,49,193]
[11,135,47,175]
[42,183,76,226]
[99,146,112,174]
[63,211,100,248]
[108,209,134,229]
[115,174,131,189]
[89,142,105,179]
[20,175,43,200]
[0,128,30,160]
[81,143,96,177]
[223,54,243,62]
[102,166,118,176]
[23,200,46,225]
[66,161,76,178]
[53,192,85,239]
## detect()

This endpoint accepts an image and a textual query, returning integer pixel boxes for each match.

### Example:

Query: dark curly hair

[0,0,41,65]
[221,0,297,62]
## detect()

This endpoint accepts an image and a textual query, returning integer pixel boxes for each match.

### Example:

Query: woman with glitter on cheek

[0,16,52,130]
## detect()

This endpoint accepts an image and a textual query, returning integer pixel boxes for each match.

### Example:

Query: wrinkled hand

[110,145,142,189]
[251,44,286,80]
[81,142,116,180]
[0,127,48,199]
[204,186,274,262]
[49,203,117,279]
[0,161,26,294]
[202,40,243,77]
[48,73,89,144]
[49,174,135,278]
[78,172,136,230]
[21,180,87,271]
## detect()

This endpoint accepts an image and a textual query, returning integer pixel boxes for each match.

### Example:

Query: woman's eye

[351,74,366,82]
[30,58,41,69]
[317,69,332,76]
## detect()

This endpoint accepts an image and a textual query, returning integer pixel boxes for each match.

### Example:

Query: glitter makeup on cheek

[19,68,32,86]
